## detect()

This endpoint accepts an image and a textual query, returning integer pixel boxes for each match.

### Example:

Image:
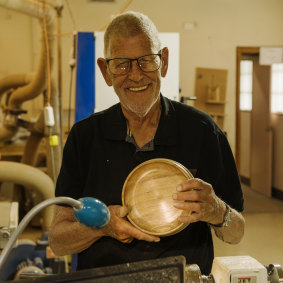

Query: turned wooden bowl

[122,158,194,236]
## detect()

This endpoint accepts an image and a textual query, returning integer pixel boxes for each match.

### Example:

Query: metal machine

[10,255,283,282]
[1,197,282,282]
[0,202,18,250]
[0,197,110,281]
[210,256,283,283]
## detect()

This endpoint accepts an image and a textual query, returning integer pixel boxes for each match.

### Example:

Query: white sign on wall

[94,32,180,112]
[259,47,283,65]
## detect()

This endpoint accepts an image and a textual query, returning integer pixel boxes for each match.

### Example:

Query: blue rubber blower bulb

[73,197,110,229]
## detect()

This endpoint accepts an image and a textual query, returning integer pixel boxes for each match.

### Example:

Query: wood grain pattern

[122,159,194,236]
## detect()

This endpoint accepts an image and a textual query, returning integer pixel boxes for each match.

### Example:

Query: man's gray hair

[104,11,161,57]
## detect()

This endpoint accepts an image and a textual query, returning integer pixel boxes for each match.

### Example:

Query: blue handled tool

[73,197,110,229]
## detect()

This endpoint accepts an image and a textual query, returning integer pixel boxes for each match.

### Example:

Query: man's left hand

[172,178,225,225]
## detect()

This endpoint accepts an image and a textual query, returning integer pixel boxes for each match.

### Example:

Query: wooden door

[250,60,272,196]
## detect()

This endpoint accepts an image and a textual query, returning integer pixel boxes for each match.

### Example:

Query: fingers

[173,200,201,212]
[118,206,129,217]
[172,178,218,224]
[173,190,199,202]
[121,237,134,244]
[114,220,160,243]
[174,178,215,203]
[177,178,211,192]
[173,200,203,223]
[126,224,160,243]
[104,205,160,244]
[178,213,200,224]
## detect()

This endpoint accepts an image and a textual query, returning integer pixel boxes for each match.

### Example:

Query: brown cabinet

[193,68,228,130]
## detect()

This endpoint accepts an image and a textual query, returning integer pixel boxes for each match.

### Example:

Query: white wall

[0,9,43,119]
[1,0,283,152]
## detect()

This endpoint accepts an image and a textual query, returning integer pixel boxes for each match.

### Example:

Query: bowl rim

[122,158,194,236]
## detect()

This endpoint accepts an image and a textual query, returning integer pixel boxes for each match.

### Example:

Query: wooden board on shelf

[206,100,226,104]
[194,67,228,129]
[0,140,46,162]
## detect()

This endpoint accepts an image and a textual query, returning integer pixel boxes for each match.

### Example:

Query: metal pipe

[21,78,62,180]
[0,0,56,142]
[0,0,55,24]
[8,24,55,109]
[0,73,34,98]
[46,79,62,181]
[0,161,54,230]
[55,3,64,154]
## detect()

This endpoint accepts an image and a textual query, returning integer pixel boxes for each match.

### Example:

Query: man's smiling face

[103,34,168,117]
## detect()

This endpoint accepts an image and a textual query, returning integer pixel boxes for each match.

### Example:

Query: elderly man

[49,11,244,275]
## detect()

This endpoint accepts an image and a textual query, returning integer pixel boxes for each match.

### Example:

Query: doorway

[236,47,272,197]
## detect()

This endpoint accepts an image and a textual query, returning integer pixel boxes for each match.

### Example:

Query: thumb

[118,206,129,218]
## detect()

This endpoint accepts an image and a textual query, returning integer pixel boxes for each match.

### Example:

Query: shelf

[208,112,225,117]
[194,68,228,130]
[206,100,226,104]
[208,112,225,116]
[208,112,225,125]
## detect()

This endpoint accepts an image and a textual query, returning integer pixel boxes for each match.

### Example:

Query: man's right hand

[100,205,160,243]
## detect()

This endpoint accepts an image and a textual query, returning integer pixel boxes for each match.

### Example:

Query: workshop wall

[0,0,283,154]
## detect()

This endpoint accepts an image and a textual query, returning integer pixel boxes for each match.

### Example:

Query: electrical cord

[0,197,82,270]
[67,65,75,134]
[37,0,52,107]
[65,0,77,31]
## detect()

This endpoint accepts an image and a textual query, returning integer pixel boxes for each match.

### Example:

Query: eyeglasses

[106,54,162,75]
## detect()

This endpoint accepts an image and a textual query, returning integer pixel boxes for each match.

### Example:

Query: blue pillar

[75,32,95,122]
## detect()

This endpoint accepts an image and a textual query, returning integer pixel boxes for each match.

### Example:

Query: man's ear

[160,47,169,78]
[97,58,113,86]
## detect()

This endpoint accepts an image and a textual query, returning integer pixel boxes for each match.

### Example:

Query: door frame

[235,47,260,172]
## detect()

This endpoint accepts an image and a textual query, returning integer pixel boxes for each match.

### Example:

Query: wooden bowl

[122,158,194,236]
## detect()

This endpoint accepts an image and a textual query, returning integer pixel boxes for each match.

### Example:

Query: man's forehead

[107,34,155,57]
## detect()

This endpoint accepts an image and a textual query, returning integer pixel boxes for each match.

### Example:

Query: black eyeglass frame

[105,53,162,75]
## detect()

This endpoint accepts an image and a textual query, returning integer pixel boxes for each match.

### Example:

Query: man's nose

[128,60,144,81]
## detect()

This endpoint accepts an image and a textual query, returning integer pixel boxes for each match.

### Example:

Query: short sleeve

[196,127,244,212]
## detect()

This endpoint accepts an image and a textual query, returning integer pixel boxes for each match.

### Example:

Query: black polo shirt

[55,95,244,275]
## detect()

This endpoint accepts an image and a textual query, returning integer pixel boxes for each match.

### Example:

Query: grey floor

[213,184,283,269]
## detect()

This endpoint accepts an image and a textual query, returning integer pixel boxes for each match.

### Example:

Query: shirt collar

[102,94,178,146]
[154,94,178,146]
[102,104,127,140]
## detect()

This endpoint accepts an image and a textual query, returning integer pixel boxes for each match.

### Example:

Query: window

[240,60,253,111]
[240,61,283,113]
[271,63,283,113]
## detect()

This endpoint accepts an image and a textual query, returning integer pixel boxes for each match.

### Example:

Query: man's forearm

[49,220,104,256]
[48,205,104,256]
[211,208,245,244]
